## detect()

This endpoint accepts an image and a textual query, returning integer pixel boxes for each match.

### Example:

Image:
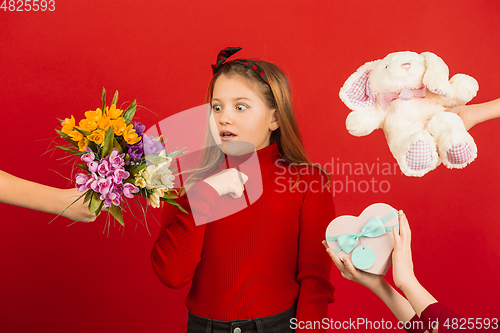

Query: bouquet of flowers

[55,88,186,226]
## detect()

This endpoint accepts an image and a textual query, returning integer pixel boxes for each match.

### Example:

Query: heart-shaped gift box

[325,203,399,275]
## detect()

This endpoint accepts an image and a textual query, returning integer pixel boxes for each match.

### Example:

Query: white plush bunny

[339,51,479,177]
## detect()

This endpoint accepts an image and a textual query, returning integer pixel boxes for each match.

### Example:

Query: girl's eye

[212,105,222,113]
[236,104,247,111]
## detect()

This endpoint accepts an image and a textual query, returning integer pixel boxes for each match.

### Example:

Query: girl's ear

[270,109,279,131]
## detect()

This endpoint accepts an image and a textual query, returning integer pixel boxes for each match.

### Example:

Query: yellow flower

[106,104,123,119]
[97,115,112,131]
[79,118,97,132]
[78,138,89,152]
[68,129,84,142]
[111,117,127,136]
[88,129,106,147]
[122,124,141,145]
[61,115,76,135]
[84,108,103,123]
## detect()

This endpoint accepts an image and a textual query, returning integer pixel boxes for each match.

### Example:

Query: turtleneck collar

[218,142,281,168]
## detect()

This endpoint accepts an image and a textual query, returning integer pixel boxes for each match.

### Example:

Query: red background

[1,1,499,332]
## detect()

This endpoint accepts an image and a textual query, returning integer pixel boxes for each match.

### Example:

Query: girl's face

[210,74,279,151]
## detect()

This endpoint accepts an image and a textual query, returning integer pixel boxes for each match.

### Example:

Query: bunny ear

[421,52,454,98]
[340,60,380,112]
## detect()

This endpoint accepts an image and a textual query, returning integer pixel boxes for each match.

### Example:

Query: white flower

[134,176,147,188]
[148,188,165,208]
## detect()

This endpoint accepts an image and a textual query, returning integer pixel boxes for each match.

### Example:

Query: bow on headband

[326,210,399,254]
[211,47,270,86]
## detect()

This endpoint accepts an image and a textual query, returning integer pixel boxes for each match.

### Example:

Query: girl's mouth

[220,130,237,141]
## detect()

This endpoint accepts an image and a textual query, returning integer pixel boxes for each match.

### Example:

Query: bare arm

[323,241,416,323]
[0,170,95,222]
[447,98,500,131]
[391,212,438,317]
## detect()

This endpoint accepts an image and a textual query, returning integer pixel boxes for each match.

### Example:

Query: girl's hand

[203,168,248,198]
[322,240,383,291]
[445,105,475,131]
[391,210,417,291]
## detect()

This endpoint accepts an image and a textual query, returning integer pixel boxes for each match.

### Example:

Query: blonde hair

[178,59,331,196]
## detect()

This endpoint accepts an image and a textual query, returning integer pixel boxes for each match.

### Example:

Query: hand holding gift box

[325,203,399,275]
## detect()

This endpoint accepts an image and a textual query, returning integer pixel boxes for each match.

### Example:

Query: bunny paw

[438,128,477,169]
[406,140,433,171]
[446,143,471,165]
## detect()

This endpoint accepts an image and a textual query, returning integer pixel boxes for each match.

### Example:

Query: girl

[151,47,335,333]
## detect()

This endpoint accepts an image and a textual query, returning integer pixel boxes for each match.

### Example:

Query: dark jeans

[186,304,297,333]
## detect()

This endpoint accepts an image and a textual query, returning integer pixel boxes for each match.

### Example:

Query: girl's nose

[218,111,233,124]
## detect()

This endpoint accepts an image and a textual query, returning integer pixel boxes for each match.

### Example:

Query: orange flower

[111,117,127,136]
[61,115,76,135]
[97,115,112,131]
[88,129,106,147]
[78,138,89,152]
[79,118,97,132]
[122,124,141,145]
[84,108,103,122]
[68,129,84,142]
[106,104,123,119]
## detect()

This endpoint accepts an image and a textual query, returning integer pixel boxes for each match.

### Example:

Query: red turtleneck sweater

[151,143,335,331]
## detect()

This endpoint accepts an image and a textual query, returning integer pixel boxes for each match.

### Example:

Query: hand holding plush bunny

[339,51,479,177]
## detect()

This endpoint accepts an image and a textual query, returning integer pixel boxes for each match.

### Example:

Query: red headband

[211,47,270,86]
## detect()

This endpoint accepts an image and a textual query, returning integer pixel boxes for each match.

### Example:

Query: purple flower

[133,122,146,136]
[143,135,164,156]
[97,177,113,194]
[75,173,90,192]
[108,148,125,170]
[100,192,121,208]
[113,168,130,183]
[123,183,139,199]
[81,148,95,164]
[128,143,144,163]
[88,173,99,191]
[88,161,99,173]
[97,160,111,177]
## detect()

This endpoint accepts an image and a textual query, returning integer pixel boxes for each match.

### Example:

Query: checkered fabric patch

[406,140,432,170]
[447,143,471,164]
[345,70,377,107]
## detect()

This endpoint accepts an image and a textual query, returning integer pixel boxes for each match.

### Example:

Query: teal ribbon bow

[326,210,399,254]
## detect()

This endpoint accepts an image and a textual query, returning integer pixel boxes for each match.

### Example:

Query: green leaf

[110,205,124,226]
[130,163,147,176]
[77,163,89,172]
[162,191,179,200]
[101,126,115,157]
[145,154,170,166]
[83,190,93,204]
[57,145,83,156]
[89,192,103,215]
[74,127,92,136]
[165,198,187,214]
[111,90,119,106]
[57,118,65,124]
[113,137,123,153]
[166,147,187,159]
[101,87,107,111]
[122,99,137,124]
[119,138,128,152]
[55,129,79,148]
